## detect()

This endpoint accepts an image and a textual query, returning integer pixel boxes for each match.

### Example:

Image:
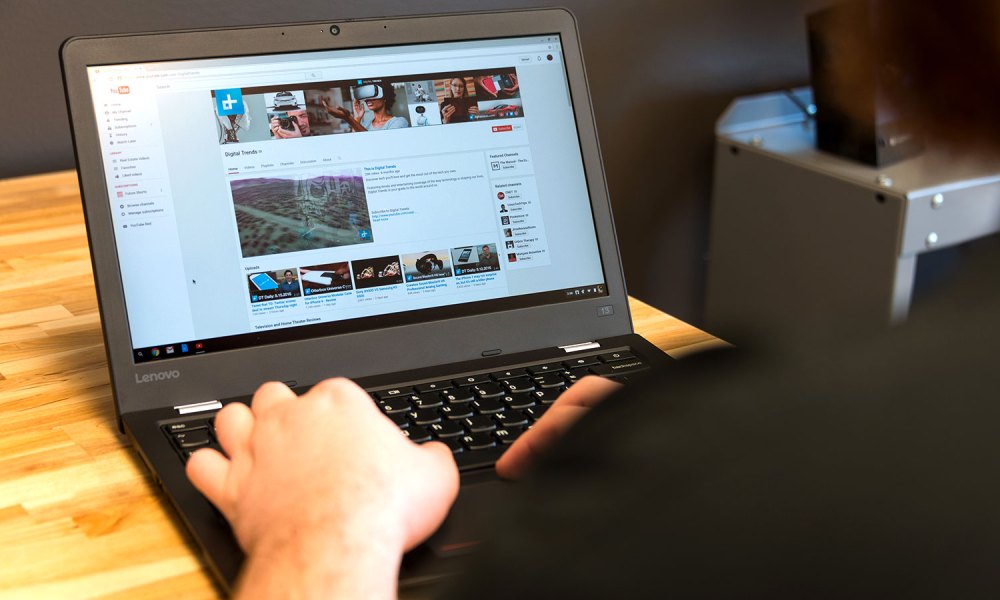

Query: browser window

[87,35,607,363]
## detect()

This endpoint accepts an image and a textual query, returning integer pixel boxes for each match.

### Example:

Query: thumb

[402,442,459,550]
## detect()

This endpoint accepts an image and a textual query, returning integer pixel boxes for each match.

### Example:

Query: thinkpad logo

[135,370,181,384]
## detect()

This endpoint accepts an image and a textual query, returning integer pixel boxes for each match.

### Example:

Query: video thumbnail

[451,243,501,276]
[351,255,404,290]
[299,262,353,296]
[230,169,373,258]
[401,250,453,283]
[248,268,302,303]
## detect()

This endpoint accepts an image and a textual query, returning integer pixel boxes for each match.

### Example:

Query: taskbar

[131,283,607,365]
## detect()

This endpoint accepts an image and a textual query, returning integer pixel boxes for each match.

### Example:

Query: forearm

[235,515,404,600]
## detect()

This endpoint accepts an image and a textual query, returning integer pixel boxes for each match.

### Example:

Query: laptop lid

[61,9,633,420]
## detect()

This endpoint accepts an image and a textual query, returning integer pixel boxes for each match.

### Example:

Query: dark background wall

[0,0,828,325]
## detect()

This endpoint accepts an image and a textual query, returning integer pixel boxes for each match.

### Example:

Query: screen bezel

[61,9,634,417]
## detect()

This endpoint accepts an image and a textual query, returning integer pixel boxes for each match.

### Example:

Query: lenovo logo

[135,370,181,384]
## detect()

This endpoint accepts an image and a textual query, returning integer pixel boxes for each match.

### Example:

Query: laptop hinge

[559,341,601,353]
[174,400,223,415]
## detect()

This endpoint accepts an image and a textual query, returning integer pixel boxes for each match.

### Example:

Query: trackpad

[426,476,507,557]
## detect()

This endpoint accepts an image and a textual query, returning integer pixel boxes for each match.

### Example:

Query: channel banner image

[299,262,353,296]
[248,268,302,303]
[351,255,403,290]
[451,243,501,276]
[263,90,310,139]
[230,169,373,258]
[471,71,522,120]
[211,68,522,145]
[401,250,453,283]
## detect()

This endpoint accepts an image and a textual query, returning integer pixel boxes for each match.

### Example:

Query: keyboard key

[164,421,209,433]
[440,404,474,420]
[453,374,491,386]
[473,397,505,415]
[563,356,600,369]
[462,432,496,451]
[455,446,504,471]
[598,350,636,363]
[590,360,648,377]
[533,389,562,405]
[442,436,465,454]
[495,411,528,428]
[473,382,505,398]
[463,415,497,433]
[525,404,549,420]
[442,388,475,404]
[490,367,528,380]
[527,362,564,375]
[534,374,566,389]
[503,393,536,410]
[503,377,535,393]
[173,429,211,448]
[404,426,433,443]
[412,393,443,409]
[430,420,465,438]
[415,380,453,394]
[494,425,527,444]
[374,387,413,401]
[408,408,442,426]
[563,367,591,383]
[378,398,412,414]
[388,412,409,429]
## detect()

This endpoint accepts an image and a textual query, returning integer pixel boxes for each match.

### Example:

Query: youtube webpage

[87,37,606,362]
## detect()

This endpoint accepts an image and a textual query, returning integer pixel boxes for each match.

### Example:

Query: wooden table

[0,170,724,598]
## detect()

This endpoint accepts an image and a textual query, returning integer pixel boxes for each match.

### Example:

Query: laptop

[61,8,675,590]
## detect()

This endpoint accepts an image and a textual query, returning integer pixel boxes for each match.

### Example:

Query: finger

[250,381,296,418]
[186,448,233,517]
[213,401,255,459]
[555,376,621,409]
[403,441,460,550]
[307,377,370,409]
[495,405,588,480]
[308,376,363,396]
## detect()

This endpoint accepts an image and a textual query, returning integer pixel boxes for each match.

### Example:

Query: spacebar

[455,446,505,472]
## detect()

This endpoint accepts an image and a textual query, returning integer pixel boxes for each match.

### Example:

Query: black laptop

[61,8,674,590]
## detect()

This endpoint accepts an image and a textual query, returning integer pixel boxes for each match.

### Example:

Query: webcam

[329,24,341,36]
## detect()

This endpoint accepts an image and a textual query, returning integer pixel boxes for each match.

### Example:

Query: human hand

[477,76,499,98]
[270,117,302,139]
[323,99,351,121]
[495,376,620,480]
[186,379,459,596]
[501,73,519,95]
[441,104,456,123]
[352,98,365,121]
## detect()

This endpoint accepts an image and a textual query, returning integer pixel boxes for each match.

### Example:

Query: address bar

[166,44,553,81]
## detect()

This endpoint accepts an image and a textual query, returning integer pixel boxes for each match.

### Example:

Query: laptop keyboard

[162,349,649,472]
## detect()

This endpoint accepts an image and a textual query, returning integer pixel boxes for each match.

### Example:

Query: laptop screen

[85,35,608,363]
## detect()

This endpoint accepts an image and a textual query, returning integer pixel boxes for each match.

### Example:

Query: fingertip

[422,441,460,488]
[214,401,254,458]
[495,448,526,481]
[185,448,231,512]
[251,380,296,416]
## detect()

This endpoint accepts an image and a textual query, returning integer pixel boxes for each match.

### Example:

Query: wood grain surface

[0,170,724,599]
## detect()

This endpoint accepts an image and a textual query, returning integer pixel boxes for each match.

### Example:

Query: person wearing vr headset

[321,82,409,132]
